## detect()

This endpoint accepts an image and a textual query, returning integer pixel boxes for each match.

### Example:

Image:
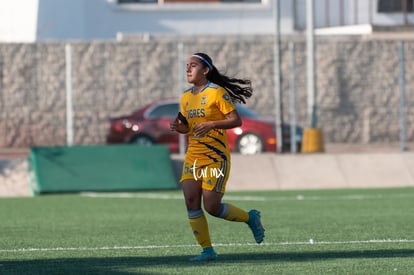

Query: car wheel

[237,133,264,155]
[131,135,154,146]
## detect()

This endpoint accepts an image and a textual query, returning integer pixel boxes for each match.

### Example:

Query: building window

[118,0,261,3]
[378,0,413,13]
[118,0,156,3]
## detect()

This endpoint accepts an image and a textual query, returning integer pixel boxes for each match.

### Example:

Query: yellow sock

[188,209,212,249]
[218,203,249,222]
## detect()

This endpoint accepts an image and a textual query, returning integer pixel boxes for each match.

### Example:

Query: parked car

[106,98,302,155]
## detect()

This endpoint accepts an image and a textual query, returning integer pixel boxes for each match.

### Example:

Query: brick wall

[0,35,413,147]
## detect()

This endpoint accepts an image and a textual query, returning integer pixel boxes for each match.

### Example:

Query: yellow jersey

[180,82,235,166]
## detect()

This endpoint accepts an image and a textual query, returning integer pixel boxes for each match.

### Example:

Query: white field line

[1,239,414,254]
[81,192,266,201]
[80,192,414,202]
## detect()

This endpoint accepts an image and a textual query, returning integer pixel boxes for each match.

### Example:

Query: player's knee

[204,203,221,217]
[185,197,200,209]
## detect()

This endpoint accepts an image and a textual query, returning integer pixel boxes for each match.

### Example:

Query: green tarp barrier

[28,145,177,195]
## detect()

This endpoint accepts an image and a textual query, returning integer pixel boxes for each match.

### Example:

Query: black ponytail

[193,53,253,104]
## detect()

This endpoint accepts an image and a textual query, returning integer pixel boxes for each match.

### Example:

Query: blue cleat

[190,247,217,262]
[247,209,265,244]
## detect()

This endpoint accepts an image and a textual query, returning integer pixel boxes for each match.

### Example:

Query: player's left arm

[193,88,242,137]
[193,110,242,137]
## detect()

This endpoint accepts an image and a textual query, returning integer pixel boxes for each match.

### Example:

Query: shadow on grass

[1,249,414,274]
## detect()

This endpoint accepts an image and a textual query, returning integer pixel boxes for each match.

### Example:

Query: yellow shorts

[180,159,231,193]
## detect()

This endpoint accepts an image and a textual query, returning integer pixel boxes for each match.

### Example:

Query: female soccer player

[170,53,265,262]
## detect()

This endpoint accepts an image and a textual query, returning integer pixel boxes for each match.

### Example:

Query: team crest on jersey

[222,93,231,102]
[201,96,207,105]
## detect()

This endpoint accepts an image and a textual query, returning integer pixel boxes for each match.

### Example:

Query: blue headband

[192,54,213,70]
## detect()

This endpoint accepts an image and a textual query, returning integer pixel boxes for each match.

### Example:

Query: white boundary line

[80,192,414,202]
[2,239,414,253]
[80,192,267,201]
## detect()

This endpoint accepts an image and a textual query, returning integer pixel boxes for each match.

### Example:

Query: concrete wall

[1,36,414,148]
[227,152,414,191]
[2,152,414,197]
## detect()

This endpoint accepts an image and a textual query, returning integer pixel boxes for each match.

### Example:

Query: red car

[106,98,302,155]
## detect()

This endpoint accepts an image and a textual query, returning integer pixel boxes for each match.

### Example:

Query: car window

[147,103,179,118]
[235,104,260,118]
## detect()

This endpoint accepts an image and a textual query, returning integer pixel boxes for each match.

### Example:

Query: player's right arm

[170,95,190,134]
[170,112,189,134]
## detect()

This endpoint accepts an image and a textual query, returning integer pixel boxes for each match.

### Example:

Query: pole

[325,0,330,27]
[289,42,297,153]
[65,44,74,146]
[177,42,186,155]
[399,41,407,151]
[306,0,317,128]
[369,0,373,25]
[273,0,283,153]
[402,0,408,27]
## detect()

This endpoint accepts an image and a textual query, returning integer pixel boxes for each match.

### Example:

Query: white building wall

[295,0,414,30]
[0,0,39,42]
[36,0,85,41]
[82,0,294,40]
[1,0,414,42]
[0,0,294,42]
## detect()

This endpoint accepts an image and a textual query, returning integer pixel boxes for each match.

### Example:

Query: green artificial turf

[1,187,413,274]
